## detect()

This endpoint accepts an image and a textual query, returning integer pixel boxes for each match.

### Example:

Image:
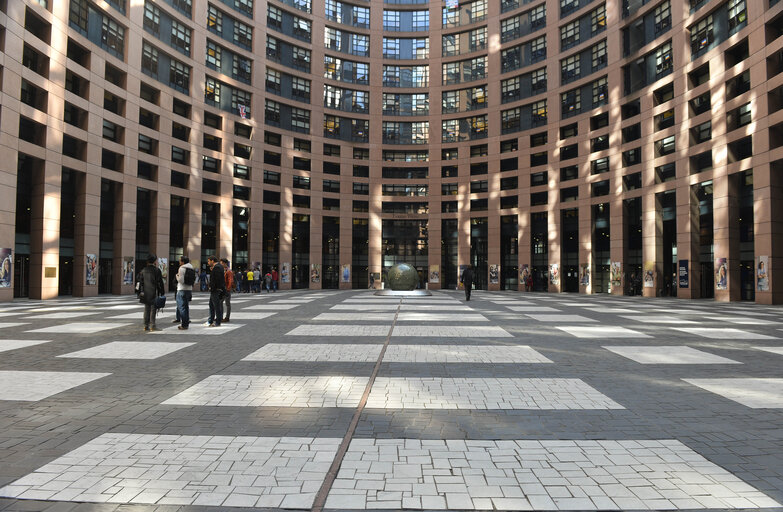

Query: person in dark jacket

[205,256,225,327]
[137,254,165,331]
[461,264,475,301]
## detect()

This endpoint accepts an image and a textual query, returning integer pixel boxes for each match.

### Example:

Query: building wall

[0,0,781,301]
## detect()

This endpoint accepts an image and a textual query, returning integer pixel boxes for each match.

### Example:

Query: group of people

[136,255,278,331]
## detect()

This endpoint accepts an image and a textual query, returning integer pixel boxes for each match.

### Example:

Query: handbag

[154,295,166,309]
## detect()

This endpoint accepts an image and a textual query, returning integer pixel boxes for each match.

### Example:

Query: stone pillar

[186,198,202,272]
[609,197,625,295]
[339,210,353,290]
[309,213,322,290]
[487,212,501,291]
[642,191,661,297]
[713,174,740,301]
[754,162,783,304]
[548,206,561,294]
[279,187,293,291]
[579,203,592,295]
[29,160,61,300]
[677,184,701,299]
[368,181,383,290]
[427,214,442,291]
[219,195,233,263]
[113,182,136,295]
[73,172,100,297]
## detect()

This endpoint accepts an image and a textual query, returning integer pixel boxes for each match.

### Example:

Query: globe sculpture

[387,262,418,291]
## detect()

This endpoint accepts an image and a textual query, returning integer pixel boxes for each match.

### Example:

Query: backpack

[183,267,196,286]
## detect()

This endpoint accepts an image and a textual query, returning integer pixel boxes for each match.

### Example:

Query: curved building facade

[0,0,780,301]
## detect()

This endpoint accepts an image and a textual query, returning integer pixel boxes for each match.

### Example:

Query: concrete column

[427,216,442,291]
[339,210,353,290]
[754,163,783,304]
[579,203,592,295]
[247,196,263,270]
[113,183,136,295]
[309,214,322,290]
[279,187,293,290]
[150,189,170,260]
[548,206,561,294]
[368,181,382,289]
[487,213,501,291]
[609,197,625,295]
[677,184,701,299]
[219,195,233,262]
[29,160,61,300]
[186,198,202,271]
[642,191,660,297]
[73,172,100,297]
[713,174,740,301]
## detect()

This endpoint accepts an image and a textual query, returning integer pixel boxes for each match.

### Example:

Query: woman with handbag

[136,254,166,332]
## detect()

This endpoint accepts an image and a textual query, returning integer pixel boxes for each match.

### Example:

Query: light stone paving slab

[313,313,397,322]
[0,339,53,353]
[705,316,778,326]
[683,378,783,408]
[57,341,196,360]
[219,312,277,320]
[392,326,513,338]
[675,328,778,340]
[526,314,597,323]
[0,433,341,508]
[603,346,742,364]
[365,378,623,409]
[25,306,93,312]
[101,304,144,310]
[0,322,30,329]
[271,299,315,304]
[326,439,780,510]
[0,371,111,401]
[619,315,697,324]
[490,300,534,305]
[107,311,173,320]
[399,305,475,311]
[754,346,783,356]
[244,304,300,310]
[331,304,400,311]
[243,343,382,362]
[26,323,131,334]
[582,308,639,314]
[396,313,489,322]
[163,375,370,407]
[556,326,652,339]
[22,312,101,320]
[505,306,561,312]
[383,345,553,363]
[287,325,391,337]
[151,323,244,335]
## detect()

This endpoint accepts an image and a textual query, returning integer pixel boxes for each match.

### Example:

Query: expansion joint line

[311,299,401,512]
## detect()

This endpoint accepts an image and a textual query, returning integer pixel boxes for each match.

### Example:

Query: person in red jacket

[220,258,234,322]
[271,268,278,292]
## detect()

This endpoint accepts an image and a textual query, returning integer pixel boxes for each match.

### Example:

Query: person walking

[271,267,279,292]
[264,271,272,293]
[253,267,261,293]
[220,258,234,323]
[136,254,165,331]
[175,256,195,330]
[205,256,225,327]
[460,264,475,301]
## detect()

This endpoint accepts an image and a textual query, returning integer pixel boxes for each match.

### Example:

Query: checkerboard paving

[25,322,131,334]
[287,324,391,336]
[220,312,276,320]
[22,312,100,320]
[243,344,382,362]
[505,306,561,312]
[619,315,698,324]
[391,326,513,337]
[383,345,553,363]
[556,326,652,338]
[754,346,783,356]
[682,378,783,408]
[151,323,244,335]
[0,371,111,401]
[526,314,597,323]
[57,341,195,360]
[395,312,490,322]
[364,378,624,410]
[313,312,397,321]
[243,304,300,310]
[325,439,781,510]
[603,346,742,364]
[0,339,53,353]
[0,433,341,508]
[674,328,778,340]
[162,375,369,407]
[0,322,30,329]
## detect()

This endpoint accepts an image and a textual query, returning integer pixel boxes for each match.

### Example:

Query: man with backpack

[220,258,234,323]
[136,254,165,331]
[175,256,195,330]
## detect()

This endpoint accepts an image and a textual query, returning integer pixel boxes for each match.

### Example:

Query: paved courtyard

[0,290,782,511]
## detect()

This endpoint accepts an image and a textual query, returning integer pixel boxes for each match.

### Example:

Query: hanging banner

[0,248,12,288]
[86,254,98,285]
[310,263,321,283]
[341,264,351,283]
[122,257,135,285]
[281,262,291,283]
[519,264,530,285]
[758,255,769,291]
[678,260,689,288]
[715,258,728,290]
[643,262,654,288]
[549,263,559,285]
[579,264,590,286]
[489,264,499,284]
[158,258,168,283]
[429,264,440,283]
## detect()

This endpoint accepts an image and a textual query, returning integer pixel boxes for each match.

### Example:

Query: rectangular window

[591,4,606,33]
[654,0,671,33]
[561,54,580,83]
[592,40,607,69]
[206,40,221,68]
[144,1,160,33]
[690,15,713,57]
[560,20,579,50]
[728,0,746,33]
[169,59,190,92]
[101,16,125,57]
[592,76,608,106]
[171,20,191,55]
[234,20,252,49]
[656,41,673,76]
[209,5,224,33]
[141,42,158,74]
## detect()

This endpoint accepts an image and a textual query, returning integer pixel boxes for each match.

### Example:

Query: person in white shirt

[175,256,195,330]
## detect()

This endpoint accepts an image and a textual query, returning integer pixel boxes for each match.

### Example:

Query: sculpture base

[374,289,432,297]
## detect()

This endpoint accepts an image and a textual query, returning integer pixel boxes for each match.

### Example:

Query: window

[654,0,670,33]
[324,115,340,136]
[561,0,577,15]
[70,0,89,32]
[266,5,282,29]
[101,16,125,57]
[561,21,579,50]
[206,40,221,68]
[237,0,254,15]
[531,100,547,125]
[291,107,310,132]
[292,46,311,71]
[592,157,609,174]
[169,60,189,92]
[531,36,546,62]
[656,41,672,76]
[266,35,279,60]
[561,89,581,115]
[530,5,546,28]
[691,15,713,57]
[728,0,746,33]
[351,34,369,56]
[325,27,341,51]
[209,5,224,33]
[691,121,711,144]
[326,0,340,22]
[141,42,158,74]
[353,6,369,27]
[591,4,606,33]
[502,108,521,133]
[501,77,520,103]
[592,77,608,106]
[383,10,400,30]
[264,170,280,184]
[592,40,607,69]
[265,99,280,123]
[383,38,399,59]
[561,54,580,83]
[292,77,310,100]
[232,55,251,83]
[265,68,280,93]
[234,20,252,49]
[532,68,547,92]
[501,16,520,42]
[656,135,675,156]
[231,88,251,115]
[144,1,160,33]
[412,11,429,31]
[171,20,191,55]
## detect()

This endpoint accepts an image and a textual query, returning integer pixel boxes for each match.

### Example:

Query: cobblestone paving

[0,290,782,511]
